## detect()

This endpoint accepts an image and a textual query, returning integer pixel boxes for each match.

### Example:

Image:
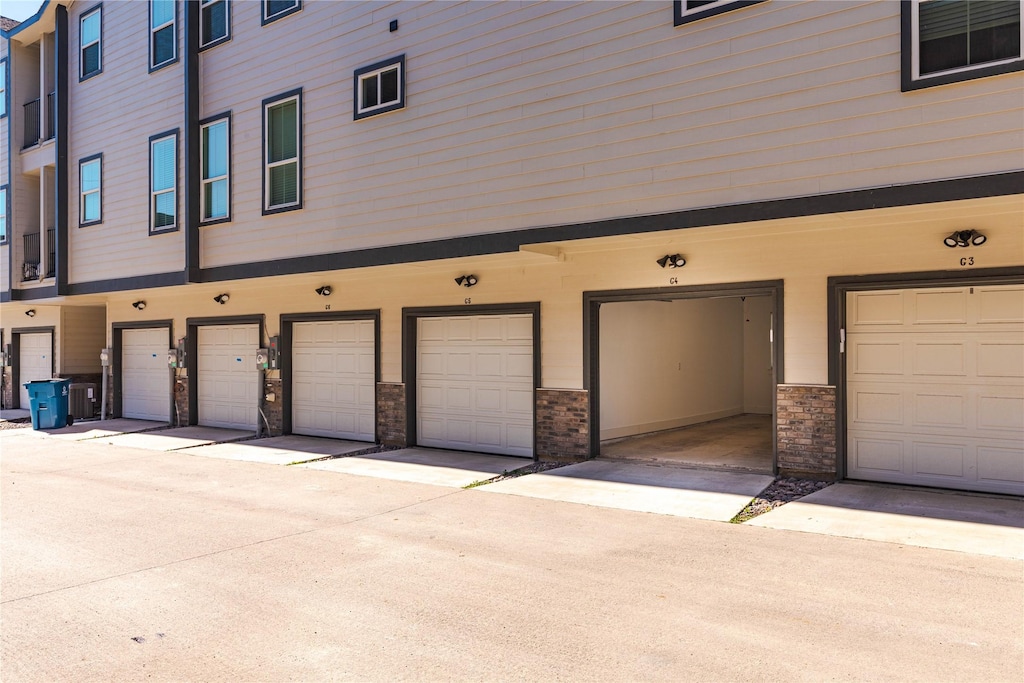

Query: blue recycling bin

[24,379,73,430]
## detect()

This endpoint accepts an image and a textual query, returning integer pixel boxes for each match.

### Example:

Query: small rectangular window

[354,55,405,120]
[0,58,7,118]
[201,115,231,223]
[0,186,8,243]
[674,0,766,26]
[150,131,178,232]
[904,0,1023,89]
[200,0,230,49]
[80,5,103,80]
[263,0,301,25]
[80,155,103,226]
[150,0,177,70]
[263,91,302,213]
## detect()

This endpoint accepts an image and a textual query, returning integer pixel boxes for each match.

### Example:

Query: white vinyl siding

[263,92,300,212]
[80,6,102,80]
[200,0,230,49]
[150,0,176,70]
[913,0,1022,79]
[201,117,230,222]
[150,132,177,232]
[80,157,101,225]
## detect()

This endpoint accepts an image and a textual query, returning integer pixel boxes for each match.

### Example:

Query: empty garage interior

[598,295,775,471]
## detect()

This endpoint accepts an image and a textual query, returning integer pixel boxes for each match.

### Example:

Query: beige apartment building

[1,1,1022,495]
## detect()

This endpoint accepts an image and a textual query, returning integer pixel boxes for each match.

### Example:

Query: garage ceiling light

[657,254,686,268]
[944,229,986,248]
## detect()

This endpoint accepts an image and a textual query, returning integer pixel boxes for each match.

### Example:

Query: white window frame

[200,0,230,50]
[79,156,102,226]
[263,0,301,25]
[150,131,178,233]
[80,5,102,80]
[0,58,7,118]
[201,115,231,223]
[907,0,1024,85]
[0,186,8,244]
[263,91,302,213]
[150,0,177,71]
[354,55,405,120]
[674,1,765,26]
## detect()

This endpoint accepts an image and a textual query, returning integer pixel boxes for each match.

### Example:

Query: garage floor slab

[97,426,254,451]
[183,435,371,465]
[299,447,529,488]
[747,482,1024,560]
[480,461,774,521]
[17,418,169,441]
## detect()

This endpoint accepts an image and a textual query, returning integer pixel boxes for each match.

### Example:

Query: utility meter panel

[256,349,270,370]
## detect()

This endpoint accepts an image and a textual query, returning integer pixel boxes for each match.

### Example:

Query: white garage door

[18,332,53,408]
[418,314,534,458]
[292,320,375,441]
[122,328,170,423]
[197,324,259,431]
[846,285,1024,495]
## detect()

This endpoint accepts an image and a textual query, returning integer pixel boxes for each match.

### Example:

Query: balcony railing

[46,91,56,141]
[22,98,41,149]
[22,228,55,281]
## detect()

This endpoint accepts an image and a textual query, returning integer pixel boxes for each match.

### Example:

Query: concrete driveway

[2,433,1022,682]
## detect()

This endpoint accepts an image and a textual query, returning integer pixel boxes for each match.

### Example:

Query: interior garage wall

[60,306,106,374]
[743,296,774,414]
[599,298,744,441]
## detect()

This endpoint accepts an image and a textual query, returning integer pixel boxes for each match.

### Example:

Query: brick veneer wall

[777,384,837,480]
[377,383,407,446]
[535,389,590,462]
[261,376,283,436]
[2,367,13,409]
[172,375,189,427]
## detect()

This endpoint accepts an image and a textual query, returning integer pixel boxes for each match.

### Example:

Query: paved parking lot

[2,425,1022,681]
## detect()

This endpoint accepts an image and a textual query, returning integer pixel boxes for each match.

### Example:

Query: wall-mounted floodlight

[944,229,986,248]
[455,275,478,288]
[315,285,332,297]
[213,293,230,305]
[132,300,147,310]
[657,254,686,269]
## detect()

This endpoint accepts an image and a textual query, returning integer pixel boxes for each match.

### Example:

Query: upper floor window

[150,0,177,70]
[263,90,302,213]
[150,131,178,233]
[0,186,8,243]
[674,0,766,26]
[80,5,103,81]
[201,0,230,50]
[263,0,301,25]
[201,114,231,223]
[903,0,1023,90]
[0,58,7,118]
[354,55,405,120]
[80,155,103,227]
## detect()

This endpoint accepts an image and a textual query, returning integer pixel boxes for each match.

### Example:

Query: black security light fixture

[213,293,230,305]
[657,254,687,269]
[455,274,478,288]
[315,285,332,297]
[25,309,36,317]
[132,300,147,311]
[944,229,987,248]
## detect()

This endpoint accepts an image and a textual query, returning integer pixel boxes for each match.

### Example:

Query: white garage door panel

[847,285,1024,495]
[18,333,53,408]
[292,320,375,441]
[198,325,259,431]
[418,314,533,458]
[122,328,170,422]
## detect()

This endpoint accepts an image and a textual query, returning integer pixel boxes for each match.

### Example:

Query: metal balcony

[22,228,55,281]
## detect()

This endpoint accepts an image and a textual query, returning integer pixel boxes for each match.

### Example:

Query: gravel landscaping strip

[730,477,833,523]
[464,461,567,489]
[0,419,32,431]
[287,444,405,465]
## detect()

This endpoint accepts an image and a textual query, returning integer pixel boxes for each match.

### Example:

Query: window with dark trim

[79,155,103,227]
[201,113,231,223]
[0,186,8,243]
[262,0,301,25]
[80,4,103,81]
[200,0,231,50]
[150,0,177,71]
[354,55,405,120]
[150,130,178,233]
[263,90,302,214]
[902,0,1023,90]
[0,58,8,118]
[673,0,766,26]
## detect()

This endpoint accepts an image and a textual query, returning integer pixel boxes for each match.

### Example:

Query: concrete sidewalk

[94,426,254,451]
[12,418,168,441]
[184,435,371,465]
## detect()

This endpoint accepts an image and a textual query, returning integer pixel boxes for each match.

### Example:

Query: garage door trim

[828,266,1024,483]
[113,320,174,421]
[402,303,541,452]
[11,326,56,409]
[280,310,381,438]
[185,315,265,427]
